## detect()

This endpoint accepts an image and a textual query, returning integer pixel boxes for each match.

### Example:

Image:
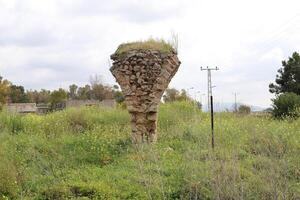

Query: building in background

[6,103,37,114]
[65,99,116,109]
[5,99,116,114]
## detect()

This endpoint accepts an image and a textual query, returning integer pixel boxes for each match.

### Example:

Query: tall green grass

[0,102,299,199]
[114,38,175,55]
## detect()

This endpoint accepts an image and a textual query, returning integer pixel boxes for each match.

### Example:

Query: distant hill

[201,102,266,112]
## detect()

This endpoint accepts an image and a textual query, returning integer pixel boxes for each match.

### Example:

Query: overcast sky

[0,0,300,107]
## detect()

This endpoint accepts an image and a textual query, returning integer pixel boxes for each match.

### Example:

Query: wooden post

[210,95,214,149]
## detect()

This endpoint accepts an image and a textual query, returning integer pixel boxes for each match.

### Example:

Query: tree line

[0,75,124,109]
[0,72,199,109]
[1,50,298,118]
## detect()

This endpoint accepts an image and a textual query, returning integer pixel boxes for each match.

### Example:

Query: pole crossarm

[200,67,219,111]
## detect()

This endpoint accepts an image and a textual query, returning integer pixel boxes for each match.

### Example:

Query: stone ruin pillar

[110,48,181,143]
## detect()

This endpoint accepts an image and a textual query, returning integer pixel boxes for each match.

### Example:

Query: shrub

[272,92,300,119]
[66,109,90,133]
[238,104,251,114]
[0,111,24,134]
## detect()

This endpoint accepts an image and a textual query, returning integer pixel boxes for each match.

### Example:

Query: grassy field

[0,102,299,200]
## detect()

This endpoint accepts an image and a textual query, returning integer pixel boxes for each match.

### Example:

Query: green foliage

[114,90,125,103]
[115,38,175,55]
[27,89,51,104]
[272,92,300,119]
[0,153,19,199]
[238,104,251,114]
[0,76,11,106]
[163,88,193,103]
[0,102,299,199]
[0,111,25,134]
[68,84,78,100]
[77,85,92,100]
[50,88,68,109]
[269,52,300,119]
[0,74,117,107]
[9,85,29,103]
[269,52,300,95]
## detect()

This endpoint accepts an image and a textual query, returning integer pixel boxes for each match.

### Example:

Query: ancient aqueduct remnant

[110,42,181,143]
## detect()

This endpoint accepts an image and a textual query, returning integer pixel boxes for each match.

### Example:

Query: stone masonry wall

[110,49,180,143]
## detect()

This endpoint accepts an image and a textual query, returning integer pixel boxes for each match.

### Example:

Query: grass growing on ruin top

[115,39,175,55]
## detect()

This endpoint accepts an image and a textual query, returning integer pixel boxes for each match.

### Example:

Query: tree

[77,85,91,100]
[38,89,51,104]
[0,76,11,106]
[264,108,273,113]
[163,88,179,102]
[89,74,114,100]
[272,92,300,119]
[90,84,106,100]
[176,89,190,101]
[114,91,124,103]
[238,104,251,114]
[163,88,192,102]
[269,52,300,95]
[50,88,67,109]
[89,74,103,86]
[68,84,78,100]
[27,89,51,104]
[9,85,29,103]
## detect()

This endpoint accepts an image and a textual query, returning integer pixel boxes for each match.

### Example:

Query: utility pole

[233,92,239,112]
[201,67,219,111]
[201,66,219,149]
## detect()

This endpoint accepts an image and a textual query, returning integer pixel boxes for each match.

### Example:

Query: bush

[238,105,251,114]
[0,111,25,134]
[272,92,300,119]
[66,109,90,133]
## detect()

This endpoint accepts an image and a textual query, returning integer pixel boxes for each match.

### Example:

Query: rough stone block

[110,48,180,143]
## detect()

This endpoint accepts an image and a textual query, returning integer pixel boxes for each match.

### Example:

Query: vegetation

[0,77,11,107]
[49,88,68,110]
[272,92,300,119]
[269,52,300,95]
[269,52,300,119]
[163,88,201,109]
[0,101,299,199]
[9,85,29,103]
[163,88,193,102]
[115,39,175,55]
[238,104,251,114]
[0,74,121,111]
[27,89,51,104]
